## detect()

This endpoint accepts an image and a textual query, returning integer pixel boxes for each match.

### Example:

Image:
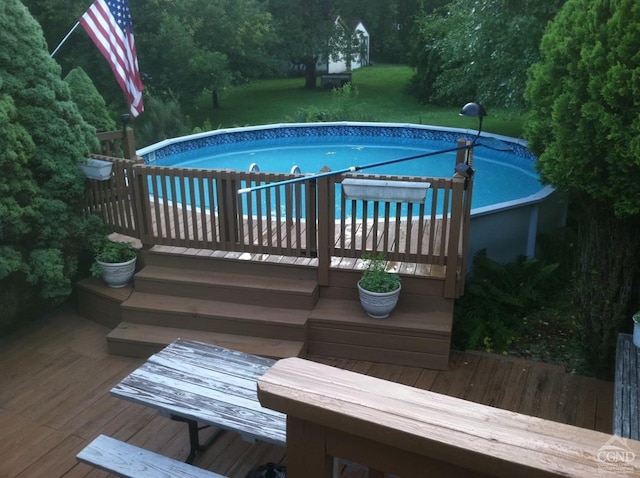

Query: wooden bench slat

[77,435,225,478]
[113,377,286,445]
[128,361,282,417]
[164,340,276,376]
[614,333,640,439]
[146,355,271,400]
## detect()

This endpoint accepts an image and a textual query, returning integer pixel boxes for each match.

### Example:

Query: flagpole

[50,21,80,58]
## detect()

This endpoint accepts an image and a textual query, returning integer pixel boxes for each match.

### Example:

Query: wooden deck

[0,303,614,477]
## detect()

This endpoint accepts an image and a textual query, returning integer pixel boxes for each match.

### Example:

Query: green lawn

[191,65,525,138]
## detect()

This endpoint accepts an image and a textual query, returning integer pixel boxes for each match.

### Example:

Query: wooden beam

[258,357,640,478]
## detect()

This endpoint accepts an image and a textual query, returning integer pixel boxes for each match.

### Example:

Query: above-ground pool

[138,123,566,264]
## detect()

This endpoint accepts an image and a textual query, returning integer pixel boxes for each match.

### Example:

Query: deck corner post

[122,126,138,160]
[317,176,331,286]
[132,163,152,245]
[286,417,333,478]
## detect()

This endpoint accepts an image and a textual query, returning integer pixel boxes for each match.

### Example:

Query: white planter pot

[97,257,136,288]
[633,313,640,347]
[79,159,113,180]
[357,281,401,319]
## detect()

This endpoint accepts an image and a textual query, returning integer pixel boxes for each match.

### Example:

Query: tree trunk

[212,89,220,109]
[304,60,317,89]
[576,204,640,378]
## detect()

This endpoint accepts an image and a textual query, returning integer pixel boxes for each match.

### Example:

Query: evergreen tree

[65,67,116,132]
[524,0,640,377]
[0,0,99,332]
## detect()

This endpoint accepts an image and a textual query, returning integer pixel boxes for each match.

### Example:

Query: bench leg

[170,415,224,464]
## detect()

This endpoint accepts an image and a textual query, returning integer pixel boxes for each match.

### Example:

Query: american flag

[80,0,144,117]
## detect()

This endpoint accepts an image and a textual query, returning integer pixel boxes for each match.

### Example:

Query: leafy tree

[0,0,99,332]
[134,94,190,148]
[64,67,116,132]
[409,0,564,109]
[524,0,640,377]
[269,0,347,89]
[133,0,276,110]
[339,0,448,64]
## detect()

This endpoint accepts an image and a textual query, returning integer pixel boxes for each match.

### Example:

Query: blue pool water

[150,133,541,210]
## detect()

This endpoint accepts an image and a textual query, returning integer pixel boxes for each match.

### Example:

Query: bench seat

[77,435,225,478]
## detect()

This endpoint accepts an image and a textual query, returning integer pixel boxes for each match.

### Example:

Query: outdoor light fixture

[460,101,486,137]
[237,102,487,195]
[121,113,131,132]
[455,102,488,181]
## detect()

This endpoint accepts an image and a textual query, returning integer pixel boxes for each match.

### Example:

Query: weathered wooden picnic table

[111,339,286,463]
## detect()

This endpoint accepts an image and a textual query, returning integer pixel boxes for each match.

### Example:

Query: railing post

[132,164,152,246]
[122,127,138,160]
[455,140,474,295]
[286,418,333,478]
[316,176,331,286]
[444,177,465,298]
[458,174,474,295]
[218,171,240,247]
[455,138,468,165]
[306,180,318,256]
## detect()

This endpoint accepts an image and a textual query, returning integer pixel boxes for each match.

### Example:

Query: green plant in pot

[91,240,137,288]
[357,253,401,319]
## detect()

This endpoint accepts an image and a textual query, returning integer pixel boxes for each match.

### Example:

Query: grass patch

[189,65,524,138]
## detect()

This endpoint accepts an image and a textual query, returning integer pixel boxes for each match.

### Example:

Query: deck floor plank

[0,304,614,478]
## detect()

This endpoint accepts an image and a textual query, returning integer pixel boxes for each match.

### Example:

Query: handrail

[96,127,139,160]
[258,357,640,478]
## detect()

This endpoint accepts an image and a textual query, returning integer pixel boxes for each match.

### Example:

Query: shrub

[358,253,401,293]
[453,250,560,353]
[0,0,99,334]
[290,84,375,123]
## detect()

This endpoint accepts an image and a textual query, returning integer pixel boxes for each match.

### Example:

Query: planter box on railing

[79,158,113,181]
[342,178,430,203]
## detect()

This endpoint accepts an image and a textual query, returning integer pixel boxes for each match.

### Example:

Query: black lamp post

[121,113,131,134]
[455,102,488,181]
[459,101,487,142]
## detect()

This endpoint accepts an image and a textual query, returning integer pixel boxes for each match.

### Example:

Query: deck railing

[96,127,138,160]
[87,133,473,297]
[258,357,640,478]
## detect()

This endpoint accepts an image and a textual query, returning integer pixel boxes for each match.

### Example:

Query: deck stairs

[77,247,455,369]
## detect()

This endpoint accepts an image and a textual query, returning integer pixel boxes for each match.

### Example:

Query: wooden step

[133,265,319,309]
[121,292,308,341]
[76,277,132,328]
[307,297,453,370]
[145,246,318,280]
[107,322,306,359]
